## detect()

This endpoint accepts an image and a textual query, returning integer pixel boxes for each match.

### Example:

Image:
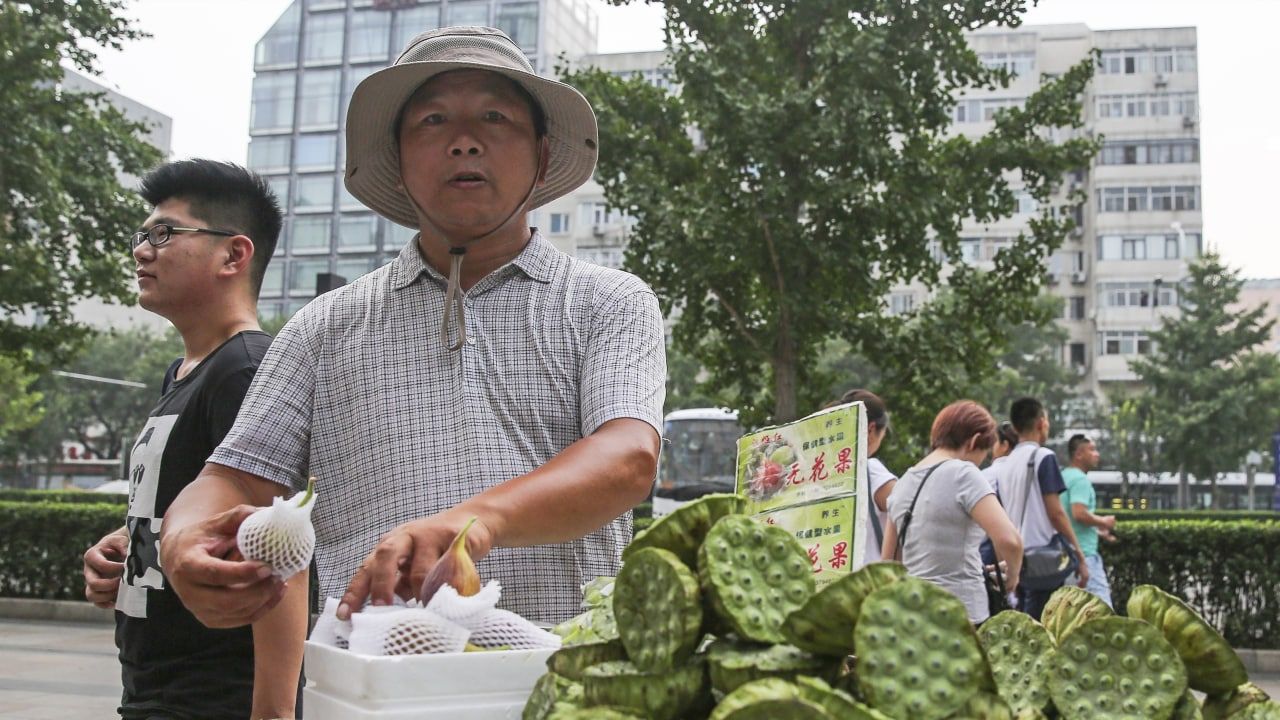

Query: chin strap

[442,247,468,351]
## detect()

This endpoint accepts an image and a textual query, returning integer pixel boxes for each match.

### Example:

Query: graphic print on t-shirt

[116,414,178,619]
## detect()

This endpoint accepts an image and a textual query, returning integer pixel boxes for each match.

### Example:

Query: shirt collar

[389,229,556,292]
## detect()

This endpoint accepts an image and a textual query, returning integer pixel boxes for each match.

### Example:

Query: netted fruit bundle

[236,478,317,578]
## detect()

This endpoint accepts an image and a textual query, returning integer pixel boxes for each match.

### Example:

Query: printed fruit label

[756,496,856,588]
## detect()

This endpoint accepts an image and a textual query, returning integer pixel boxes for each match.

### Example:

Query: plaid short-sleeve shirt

[209,232,666,623]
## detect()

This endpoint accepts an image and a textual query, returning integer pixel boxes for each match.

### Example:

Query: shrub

[0,500,125,599]
[1107,509,1278,522]
[0,489,127,505]
[1107,519,1280,649]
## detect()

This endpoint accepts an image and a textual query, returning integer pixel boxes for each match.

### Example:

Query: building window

[1098,330,1156,356]
[305,12,345,65]
[335,257,375,283]
[549,212,570,235]
[255,2,301,68]
[386,222,417,249]
[395,4,440,51]
[1125,187,1148,212]
[1122,237,1146,260]
[298,69,341,128]
[250,73,296,132]
[1100,187,1125,213]
[345,64,381,106]
[291,258,331,296]
[978,51,1035,77]
[951,97,1024,124]
[338,184,368,211]
[295,175,335,212]
[248,136,292,172]
[447,1,488,26]
[348,10,391,63]
[1098,233,1200,261]
[1069,342,1087,367]
[261,262,286,297]
[296,134,337,170]
[291,217,332,254]
[265,176,290,208]
[1174,186,1198,211]
[1015,190,1037,215]
[496,2,538,49]
[1098,47,1195,75]
[1067,296,1086,320]
[1098,139,1198,166]
[889,293,915,316]
[337,214,378,250]
[1098,186,1199,213]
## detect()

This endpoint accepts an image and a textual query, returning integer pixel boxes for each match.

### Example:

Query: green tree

[0,1,163,366]
[0,354,44,444]
[1129,252,1280,508]
[969,294,1080,424]
[1099,396,1160,507]
[565,0,1098,431]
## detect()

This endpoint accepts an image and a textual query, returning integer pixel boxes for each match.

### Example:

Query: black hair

[839,388,890,433]
[995,421,1019,449]
[138,160,281,297]
[1068,433,1093,458]
[1010,397,1046,434]
[395,71,548,141]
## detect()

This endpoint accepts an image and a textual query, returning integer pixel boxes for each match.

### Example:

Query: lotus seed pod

[1202,682,1271,720]
[1233,701,1280,719]
[793,676,893,719]
[978,611,1054,716]
[854,576,988,720]
[523,672,584,720]
[1048,616,1186,720]
[781,561,906,656]
[623,493,743,568]
[709,678,836,720]
[235,477,317,578]
[705,639,839,695]
[614,547,702,672]
[698,514,815,643]
[1041,586,1113,644]
[581,659,709,720]
[1126,584,1248,695]
[546,639,627,681]
[1170,689,1204,720]
[948,691,1016,720]
[545,704,643,720]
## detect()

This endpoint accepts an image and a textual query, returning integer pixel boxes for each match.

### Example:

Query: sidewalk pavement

[0,608,1278,718]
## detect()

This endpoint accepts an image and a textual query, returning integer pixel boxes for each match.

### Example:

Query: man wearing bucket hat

[158,27,665,636]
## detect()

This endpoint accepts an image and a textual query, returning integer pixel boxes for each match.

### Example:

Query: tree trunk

[1178,465,1189,509]
[773,329,799,423]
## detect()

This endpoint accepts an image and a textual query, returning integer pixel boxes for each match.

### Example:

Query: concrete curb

[0,597,113,624]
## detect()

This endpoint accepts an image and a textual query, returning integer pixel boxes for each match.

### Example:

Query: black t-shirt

[115,331,273,720]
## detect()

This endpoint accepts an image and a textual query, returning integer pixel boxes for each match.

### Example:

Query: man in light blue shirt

[1063,434,1117,607]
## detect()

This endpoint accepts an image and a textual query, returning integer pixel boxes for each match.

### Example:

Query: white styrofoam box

[304,641,553,720]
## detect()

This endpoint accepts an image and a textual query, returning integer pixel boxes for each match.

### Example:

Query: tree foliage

[0,354,44,445]
[0,1,163,366]
[565,0,1098,431]
[1128,251,1280,507]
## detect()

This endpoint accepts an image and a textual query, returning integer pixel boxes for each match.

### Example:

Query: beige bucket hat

[344,26,599,229]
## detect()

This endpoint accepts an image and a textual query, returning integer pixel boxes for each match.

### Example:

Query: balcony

[1095,354,1139,383]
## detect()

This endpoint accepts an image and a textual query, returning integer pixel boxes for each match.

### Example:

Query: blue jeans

[1066,554,1113,609]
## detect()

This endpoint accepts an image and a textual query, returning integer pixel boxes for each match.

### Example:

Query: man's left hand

[337,510,496,620]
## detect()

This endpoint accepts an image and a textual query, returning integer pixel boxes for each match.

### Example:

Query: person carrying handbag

[882,401,1023,625]
[995,398,1089,620]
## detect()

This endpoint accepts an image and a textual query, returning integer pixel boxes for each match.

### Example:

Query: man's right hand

[160,505,286,628]
[1099,514,1117,531]
[83,529,128,609]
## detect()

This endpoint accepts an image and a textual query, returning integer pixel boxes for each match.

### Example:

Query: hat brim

[344,61,598,229]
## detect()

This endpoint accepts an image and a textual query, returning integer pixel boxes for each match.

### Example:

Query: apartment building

[246,0,598,319]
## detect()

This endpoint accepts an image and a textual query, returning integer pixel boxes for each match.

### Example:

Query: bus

[652,408,743,517]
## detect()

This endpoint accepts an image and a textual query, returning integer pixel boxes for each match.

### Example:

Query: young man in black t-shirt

[81,160,304,719]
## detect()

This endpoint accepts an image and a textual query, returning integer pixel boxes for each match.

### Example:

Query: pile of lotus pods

[530,494,1278,720]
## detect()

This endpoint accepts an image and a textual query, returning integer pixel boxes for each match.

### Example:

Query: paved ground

[1,619,1277,718]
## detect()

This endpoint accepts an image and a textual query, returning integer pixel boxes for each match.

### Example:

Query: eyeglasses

[130,223,239,250]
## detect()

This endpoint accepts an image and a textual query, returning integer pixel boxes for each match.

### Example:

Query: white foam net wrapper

[310,596,408,649]
[467,609,562,651]
[236,489,316,579]
[426,580,501,625]
[347,608,471,656]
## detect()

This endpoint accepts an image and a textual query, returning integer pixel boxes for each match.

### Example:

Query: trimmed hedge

[0,501,125,599]
[1109,509,1279,522]
[1107,519,1280,649]
[0,489,128,504]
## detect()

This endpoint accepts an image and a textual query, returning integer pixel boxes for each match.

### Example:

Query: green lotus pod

[698,514,815,643]
[709,678,836,720]
[614,547,703,671]
[1233,701,1280,719]
[624,493,744,568]
[1048,616,1187,720]
[546,639,627,681]
[781,561,906,657]
[854,576,988,720]
[545,704,643,720]
[1041,586,1113,644]
[523,672,583,720]
[1202,682,1271,720]
[978,611,1055,716]
[705,639,839,695]
[1170,689,1204,720]
[1126,584,1248,695]
[581,659,709,720]
[794,676,893,719]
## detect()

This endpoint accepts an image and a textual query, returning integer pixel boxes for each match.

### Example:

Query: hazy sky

[91,0,1277,275]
